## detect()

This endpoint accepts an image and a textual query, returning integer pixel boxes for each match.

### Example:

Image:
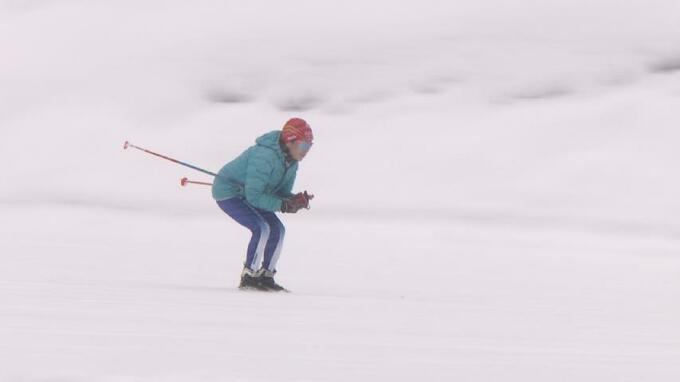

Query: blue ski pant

[216,197,285,272]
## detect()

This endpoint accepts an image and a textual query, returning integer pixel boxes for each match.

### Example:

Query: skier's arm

[244,153,283,212]
[277,170,297,199]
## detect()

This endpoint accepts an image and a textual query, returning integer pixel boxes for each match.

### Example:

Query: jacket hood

[256,130,294,163]
[255,131,282,149]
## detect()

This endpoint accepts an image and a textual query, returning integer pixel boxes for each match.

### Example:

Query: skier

[212,118,314,291]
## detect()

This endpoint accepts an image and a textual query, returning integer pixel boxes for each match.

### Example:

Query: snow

[1,0,680,381]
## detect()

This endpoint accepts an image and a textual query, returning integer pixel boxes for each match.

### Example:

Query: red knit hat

[281,118,313,143]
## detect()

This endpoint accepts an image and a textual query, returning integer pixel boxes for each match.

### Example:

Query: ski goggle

[296,140,313,152]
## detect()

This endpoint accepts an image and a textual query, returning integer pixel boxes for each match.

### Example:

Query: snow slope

[1,0,679,381]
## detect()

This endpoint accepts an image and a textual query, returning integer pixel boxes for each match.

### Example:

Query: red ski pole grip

[180,177,188,186]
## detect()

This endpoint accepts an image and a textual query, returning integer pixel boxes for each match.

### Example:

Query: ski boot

[239,267,268,291]
[258,269,287,292]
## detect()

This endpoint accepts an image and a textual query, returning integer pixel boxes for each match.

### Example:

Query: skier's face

[287,140,312,161]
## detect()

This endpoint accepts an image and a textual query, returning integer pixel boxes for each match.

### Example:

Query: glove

[281,191,314,213]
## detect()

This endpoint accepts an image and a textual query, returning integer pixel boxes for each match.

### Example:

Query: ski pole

[180,177,213,187]
[123,141,218,178]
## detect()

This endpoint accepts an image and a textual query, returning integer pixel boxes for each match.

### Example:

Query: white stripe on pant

[247,214,270,270]
[267,223,285,272]
[243,203,284,272]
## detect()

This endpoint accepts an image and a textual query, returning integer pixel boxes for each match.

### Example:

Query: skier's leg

[255,211,287,291]
[216,198,271,270]
[259,211,285,273]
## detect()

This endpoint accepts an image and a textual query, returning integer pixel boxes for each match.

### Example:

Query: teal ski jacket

[212,131,298,212]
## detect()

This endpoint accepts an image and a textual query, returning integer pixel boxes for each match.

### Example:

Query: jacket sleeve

[277,167,297,199]
[244,149,284,212]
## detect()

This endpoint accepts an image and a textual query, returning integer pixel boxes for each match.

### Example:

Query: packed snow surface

[1,0,679,381]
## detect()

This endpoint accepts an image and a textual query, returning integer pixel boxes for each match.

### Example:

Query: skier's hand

[281,191,314,213]
[299,191,314,210]
[281,199,300,213]
[300,191,314,206]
